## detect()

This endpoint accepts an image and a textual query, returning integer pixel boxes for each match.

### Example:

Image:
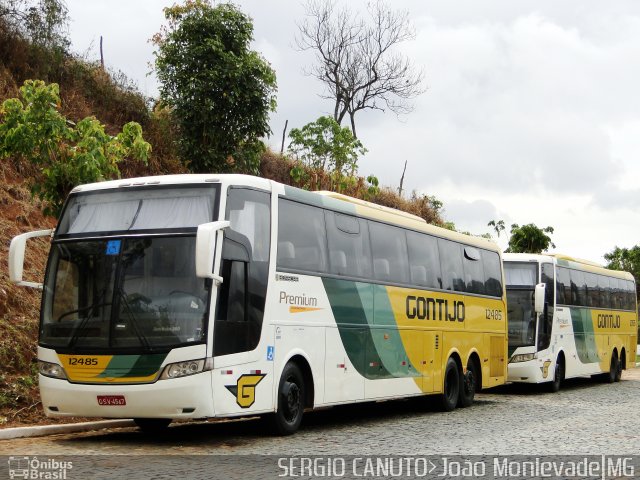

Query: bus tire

[606,353,619,384]
[267,362,305,436]
[438,357,460,412]
[457,361,477,408]
[133,418,171,433]
[548,357,564,393]
[614,351,623,382]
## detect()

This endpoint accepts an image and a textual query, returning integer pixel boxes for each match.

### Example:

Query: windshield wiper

[117,288,152,351]
[67,302,112,348]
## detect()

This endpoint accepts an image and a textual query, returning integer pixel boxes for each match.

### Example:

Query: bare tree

[297,0,425,138]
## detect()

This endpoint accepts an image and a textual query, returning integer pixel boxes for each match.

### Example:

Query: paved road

[0,370,638,478]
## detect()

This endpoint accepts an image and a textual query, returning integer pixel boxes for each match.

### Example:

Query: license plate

[97,395,126,406]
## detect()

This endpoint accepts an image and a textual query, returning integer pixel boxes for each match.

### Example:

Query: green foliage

[604,245,640,295]
[288,116,367,175]
[366,174,379,198]
[506,223,555,254]
[153,0,277,174]
[0,79,150,216]
[1,0,70,51]
[488,219,506,238]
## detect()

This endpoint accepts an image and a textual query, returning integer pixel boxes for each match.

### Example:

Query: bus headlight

[160,358,212,380]
[510,353,537,363]
[38,360,67,380]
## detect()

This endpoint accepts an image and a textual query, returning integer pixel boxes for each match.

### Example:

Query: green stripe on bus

[570,308,600,364]
[98,353,167,378]
[371,284,420,377]
[323,278,422,380]
[322,278,392,379]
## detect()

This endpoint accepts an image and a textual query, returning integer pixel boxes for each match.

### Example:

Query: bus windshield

[42,184,220,352]
[42,237,209,351]
[505,263,538,349]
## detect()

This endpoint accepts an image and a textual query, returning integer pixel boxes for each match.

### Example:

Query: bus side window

[625,280,636,311]
[215,188,271,357]
[368,221,409,284]
[481,250,502,297]
[570,270,587,306]
[555,267,567,305]
[584,272,596,308]
[462,246,485,295]
[326,212,372,279]
[438,239,465,292]
[406,231,441,289]
[598,275,610,309]
[538,263,554,350]
[277,199,328,273]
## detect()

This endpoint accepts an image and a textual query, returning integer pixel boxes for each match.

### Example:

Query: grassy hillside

[0,22,443,426]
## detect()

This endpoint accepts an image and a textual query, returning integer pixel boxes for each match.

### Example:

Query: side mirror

[195,220,230,284]
[9,229,53,289]
[534,283,546,314]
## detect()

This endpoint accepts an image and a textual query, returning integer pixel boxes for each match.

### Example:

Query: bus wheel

[457,361,477,408]
[548,358,564,393]
[268,362,305,435]
[614,352,623,382]
[134,418,171,433]
[438,357,460,412]
[606,353,619,384]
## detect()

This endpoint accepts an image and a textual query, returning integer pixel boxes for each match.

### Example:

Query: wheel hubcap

[283,380,300,422]
[464,371,474,395]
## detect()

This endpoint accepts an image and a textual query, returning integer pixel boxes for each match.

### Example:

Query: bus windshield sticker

[105,240,121,255]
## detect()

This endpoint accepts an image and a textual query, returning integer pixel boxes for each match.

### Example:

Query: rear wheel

[548,357,564,393]
[266,362,305,435]
[438,357,460,411]
[134,418,171,433]
[614,352,623,382]
[606,353,619,384]
[457,360,477,408]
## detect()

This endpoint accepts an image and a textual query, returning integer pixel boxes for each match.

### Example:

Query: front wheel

[547,358,564,393]
[266,362,305,435]
[438,357,460,412]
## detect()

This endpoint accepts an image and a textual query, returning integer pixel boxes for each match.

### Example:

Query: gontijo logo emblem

[225,374,266,408]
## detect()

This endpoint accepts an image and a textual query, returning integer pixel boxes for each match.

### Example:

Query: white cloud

[61,0,640,262]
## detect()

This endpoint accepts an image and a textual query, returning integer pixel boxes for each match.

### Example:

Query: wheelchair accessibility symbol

[266,346,274,361]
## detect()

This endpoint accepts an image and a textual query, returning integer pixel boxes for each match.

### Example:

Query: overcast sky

[64,0,640,263]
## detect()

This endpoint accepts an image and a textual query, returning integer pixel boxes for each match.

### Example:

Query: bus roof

[503,252,635,281]
[283,185,501,253]
[67,174,502,254]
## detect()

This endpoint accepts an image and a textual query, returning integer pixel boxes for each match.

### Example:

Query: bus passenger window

[585,272,599,308]
[326,212,372,278]
[406,231,441,289]
[598,276,610,309]
[438,239,465,292]
[570,270,587,306]
[277,199,328,273]
[481,250,502,297]
[368,221,409,284]
[462,246,485,295]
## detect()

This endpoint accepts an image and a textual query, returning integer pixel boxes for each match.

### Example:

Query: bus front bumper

[507,359,552,384]
[39,371,215,419]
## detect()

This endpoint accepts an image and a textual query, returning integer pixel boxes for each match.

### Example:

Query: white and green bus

[10,174,508,434]
[505,253,637,391]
